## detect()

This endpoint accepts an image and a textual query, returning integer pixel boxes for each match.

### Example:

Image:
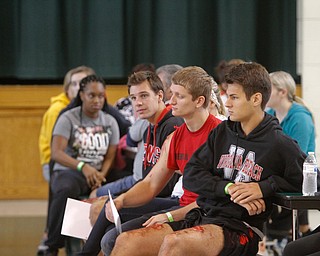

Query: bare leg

[159,224,224,256]
[110,224,174,256]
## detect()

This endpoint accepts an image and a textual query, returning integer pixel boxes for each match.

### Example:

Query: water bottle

[302,152,318,196]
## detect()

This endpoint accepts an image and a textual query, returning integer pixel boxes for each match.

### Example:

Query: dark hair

[127,71,164,95]
[214,59,245,84]
[225,62,271,110]
[79,74,105,91]
[61,75,108,114]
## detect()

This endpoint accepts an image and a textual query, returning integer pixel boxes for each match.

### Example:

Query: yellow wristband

[165,212,174,222]
[224,182,233,195]
[77,161,85,172]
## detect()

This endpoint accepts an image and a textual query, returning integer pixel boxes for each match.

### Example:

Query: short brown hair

[127,71,164,95]
[225,62,271,110]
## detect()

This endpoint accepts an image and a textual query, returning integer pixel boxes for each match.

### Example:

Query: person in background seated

[37,66,96,256]
[156,64,183,104]
[265,71,316,248]
[109,62,305,256]
[39,66,96,182]
[267,71,315,155]
[43,75,120,256]
[77,71,184,256]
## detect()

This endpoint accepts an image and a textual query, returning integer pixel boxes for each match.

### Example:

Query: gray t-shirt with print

[53,106,120,171]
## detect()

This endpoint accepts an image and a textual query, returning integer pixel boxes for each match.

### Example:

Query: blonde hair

[269,71,305,105]
[63,66,96,93]
[211,83,226,116]
[270,71,314,121]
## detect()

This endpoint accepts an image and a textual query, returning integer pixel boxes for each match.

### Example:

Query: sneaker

[37,246,58,256]
[37,238,48,256]
[37,231,49,255]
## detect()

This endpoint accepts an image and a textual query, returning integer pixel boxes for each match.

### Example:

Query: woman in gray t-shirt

[44,75,120,254]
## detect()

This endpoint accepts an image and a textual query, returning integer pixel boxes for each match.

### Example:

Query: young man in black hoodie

[110,62,305,256]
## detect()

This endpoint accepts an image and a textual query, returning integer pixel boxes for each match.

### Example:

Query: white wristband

[165,212,174,222]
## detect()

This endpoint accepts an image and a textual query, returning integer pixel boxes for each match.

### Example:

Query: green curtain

[0,0,296,81]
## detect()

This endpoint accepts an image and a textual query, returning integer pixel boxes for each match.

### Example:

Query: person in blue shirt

[266,70,315,247]
[267,71,315,154]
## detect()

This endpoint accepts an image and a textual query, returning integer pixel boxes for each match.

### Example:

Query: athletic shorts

[168,208,260,256]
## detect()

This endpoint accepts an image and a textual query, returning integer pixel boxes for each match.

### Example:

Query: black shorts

[168,208,260,256]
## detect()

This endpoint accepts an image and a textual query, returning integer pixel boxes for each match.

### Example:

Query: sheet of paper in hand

[108,190,122,234]
[61,198,92,240]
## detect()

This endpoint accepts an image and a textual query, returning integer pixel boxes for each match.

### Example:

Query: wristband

[224,182,233,195]
[165,212,174,222]
[77,161,85,172]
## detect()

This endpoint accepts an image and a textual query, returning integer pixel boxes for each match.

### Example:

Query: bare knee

[114,232,131,249]
[159,233,184,255]
[112,231,140,255]
[163,233,181,247]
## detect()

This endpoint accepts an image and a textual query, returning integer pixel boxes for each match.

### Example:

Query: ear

[196,95,206,108]
[158,90,164,102]
[279,88,288,98]
[251,92,262,107]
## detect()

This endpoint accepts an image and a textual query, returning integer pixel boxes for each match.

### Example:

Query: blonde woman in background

[267,71,315,154]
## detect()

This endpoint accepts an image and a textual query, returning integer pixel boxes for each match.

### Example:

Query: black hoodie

[183,113,305,232]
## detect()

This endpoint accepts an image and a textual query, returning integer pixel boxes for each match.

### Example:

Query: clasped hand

[82,164,106,189]
[228,182,265,215]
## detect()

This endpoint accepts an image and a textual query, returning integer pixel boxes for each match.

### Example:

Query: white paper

[61,198,92,240]
[108,190,122,234]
